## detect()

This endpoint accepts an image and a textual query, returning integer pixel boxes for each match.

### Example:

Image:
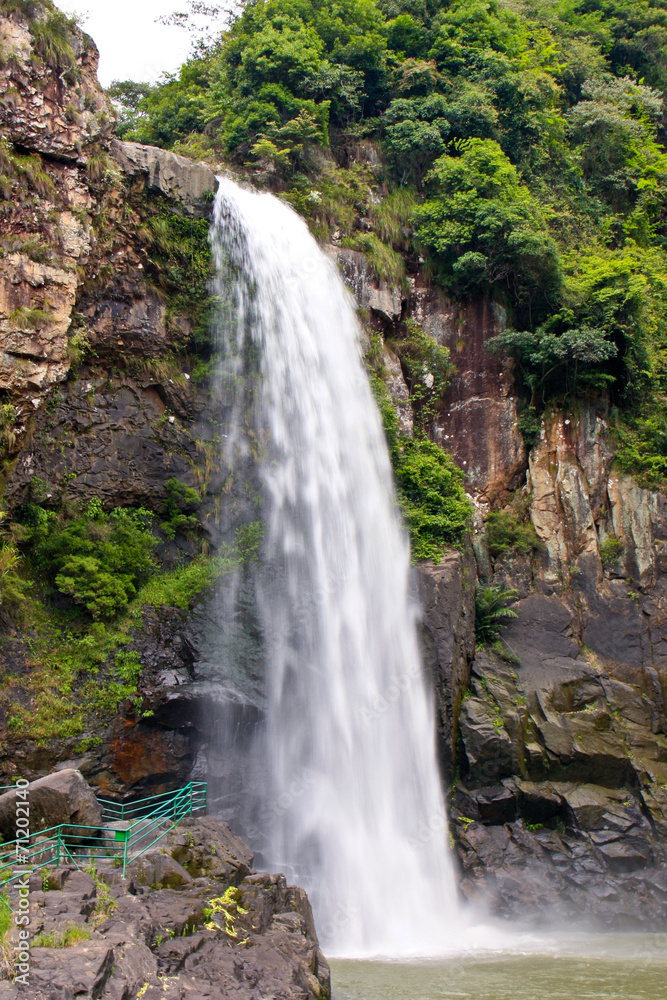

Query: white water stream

[210,178,459,956]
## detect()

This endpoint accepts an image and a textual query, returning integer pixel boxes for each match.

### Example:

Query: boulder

[9,818,329,1000]
[0,769,102,841]
[30,943,114,998]
[128,853,193,889]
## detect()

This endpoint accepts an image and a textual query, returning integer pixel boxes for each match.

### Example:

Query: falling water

[210,177,459,957]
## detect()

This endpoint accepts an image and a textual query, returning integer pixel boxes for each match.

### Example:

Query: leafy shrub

[599,536,623,566]
[23,502,156,620]
[415,139,561,310]
[161,478,201,540]
[395,438,472,561]
[382,94,451,182]
[485,508,540,559]
[475,584,518,644]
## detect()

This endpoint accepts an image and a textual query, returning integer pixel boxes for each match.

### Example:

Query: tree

[414,138,561,313]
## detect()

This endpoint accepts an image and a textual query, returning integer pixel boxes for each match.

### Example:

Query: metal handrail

[0,781,207,884]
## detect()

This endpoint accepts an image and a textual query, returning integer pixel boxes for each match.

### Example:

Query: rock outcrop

[415,550,476,777]
[110,141,218,217]
[0,2,218,433]
[2,816,330,1000]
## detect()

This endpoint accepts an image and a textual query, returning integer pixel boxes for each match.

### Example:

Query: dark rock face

[456,816,667,929]
[0,768,102,840]
[415,550,476,777]
[452,589,667,927]
[2,817,330,1000]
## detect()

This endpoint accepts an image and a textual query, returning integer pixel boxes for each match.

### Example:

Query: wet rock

[516,781,563,823]
[456,817,667,929]
[459,695,514,786]
[415,551,476,774]
[382,344,413,435]
[328,246,403,323]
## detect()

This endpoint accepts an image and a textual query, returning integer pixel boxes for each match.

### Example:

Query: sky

[54,1,214,87]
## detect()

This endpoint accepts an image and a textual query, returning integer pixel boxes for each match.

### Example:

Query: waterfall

[210,177,459,957]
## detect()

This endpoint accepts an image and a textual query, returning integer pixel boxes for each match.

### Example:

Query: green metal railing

[0,781,206,885]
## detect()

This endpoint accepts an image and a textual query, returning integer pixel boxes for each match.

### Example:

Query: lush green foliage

[475,583,518,644]
[415,138,560,308]
[18,498,157,620]
[104,0,667,484]
[161,478,202,540]
[395,438,472,561]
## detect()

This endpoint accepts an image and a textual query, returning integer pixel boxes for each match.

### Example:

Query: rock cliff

[1,0,667,946]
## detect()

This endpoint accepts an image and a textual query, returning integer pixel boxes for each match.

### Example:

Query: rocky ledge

[0,816,330,1000]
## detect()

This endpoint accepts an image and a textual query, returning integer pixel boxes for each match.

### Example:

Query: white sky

[54,1,204,86]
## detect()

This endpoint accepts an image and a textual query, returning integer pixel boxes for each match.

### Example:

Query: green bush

[485,508,540,559]
[395,438,472,561]
[599,536,623,566]
[414,138,561,310]
[475,584,518,644]
[161,478,201,540]
[22,502,156,620]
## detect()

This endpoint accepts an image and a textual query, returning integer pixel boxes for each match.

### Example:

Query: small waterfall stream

[210,177,459,956]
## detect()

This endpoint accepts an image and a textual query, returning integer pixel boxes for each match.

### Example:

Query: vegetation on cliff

[107,0,667,486]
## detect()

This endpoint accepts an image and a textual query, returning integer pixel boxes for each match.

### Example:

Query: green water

[331,935,667,1000]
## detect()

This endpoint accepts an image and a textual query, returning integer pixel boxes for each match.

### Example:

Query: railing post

[56,828,61,868]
